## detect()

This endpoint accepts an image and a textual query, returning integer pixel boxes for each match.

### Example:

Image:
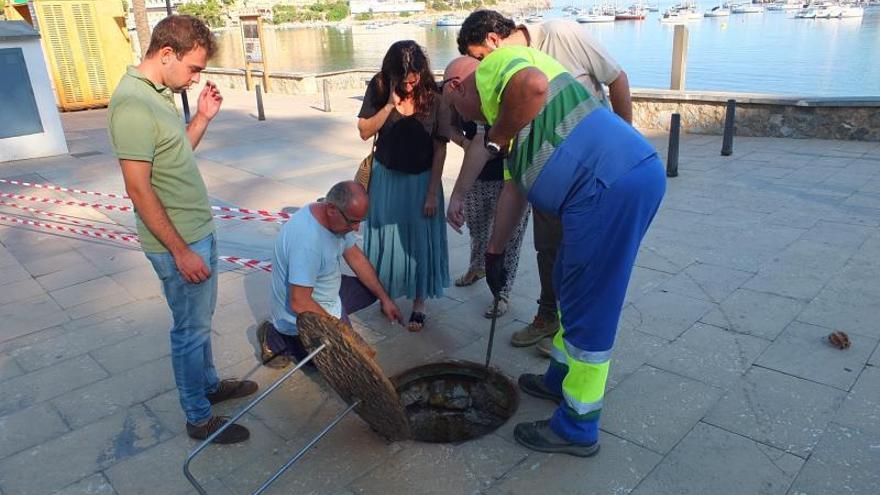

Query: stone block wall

[632,90,880,142]
[202,68,880,142]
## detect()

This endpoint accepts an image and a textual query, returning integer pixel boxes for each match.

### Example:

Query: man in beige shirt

[447,10,633,355]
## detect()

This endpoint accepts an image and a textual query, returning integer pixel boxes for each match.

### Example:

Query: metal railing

[183,342,362,494]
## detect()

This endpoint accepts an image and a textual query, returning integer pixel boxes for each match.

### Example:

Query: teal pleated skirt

[364,159,450,299]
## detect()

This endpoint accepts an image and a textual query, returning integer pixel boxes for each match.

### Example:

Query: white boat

[577,13,617,22]
[704,5,732,16]
[661,2,703,20]
[815,4,842,16]
[795,6,818,16]
[577,7,616,22]
[615,5,648,19]
[731,3,765,13]
[525,14,544,23]
[436,16,464,26]
[660,10,691,22]
[838,5,864,16]
[767,0,803,11]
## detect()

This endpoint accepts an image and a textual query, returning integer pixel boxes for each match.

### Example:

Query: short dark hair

[457,10,517,55]
[326,182,354,212]
[146,15,217,59]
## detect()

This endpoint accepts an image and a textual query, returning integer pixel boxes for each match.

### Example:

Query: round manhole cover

[296,312,411,441]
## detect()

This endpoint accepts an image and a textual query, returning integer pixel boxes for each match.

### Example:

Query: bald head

[443,56,484,123]
[327,180,367,214]
[444,55,479,81]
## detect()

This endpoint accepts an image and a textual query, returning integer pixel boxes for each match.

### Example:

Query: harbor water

[210,4,880,97]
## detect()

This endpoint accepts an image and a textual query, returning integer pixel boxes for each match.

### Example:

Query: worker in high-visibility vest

[443,50,665,456]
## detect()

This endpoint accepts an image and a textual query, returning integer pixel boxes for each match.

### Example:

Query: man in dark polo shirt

[108,16,257,444]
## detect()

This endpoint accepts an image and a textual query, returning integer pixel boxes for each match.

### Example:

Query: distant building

[350,0,426,14]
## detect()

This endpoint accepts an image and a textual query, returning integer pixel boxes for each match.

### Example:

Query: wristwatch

[484,132,503,156]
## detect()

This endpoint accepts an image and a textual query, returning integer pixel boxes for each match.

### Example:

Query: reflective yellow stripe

[561,356,610,415]
[550,326,566,365]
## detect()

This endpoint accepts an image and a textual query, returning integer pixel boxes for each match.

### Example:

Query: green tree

[178,0,225,28]
[272,1,349,24]
[325,1,349,21]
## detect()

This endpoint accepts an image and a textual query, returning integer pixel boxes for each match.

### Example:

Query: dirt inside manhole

[393,361,519,443]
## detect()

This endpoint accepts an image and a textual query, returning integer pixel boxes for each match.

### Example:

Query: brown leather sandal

[407,311,426,332]
[454,269,485,287]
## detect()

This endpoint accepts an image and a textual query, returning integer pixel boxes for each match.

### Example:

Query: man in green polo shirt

[108,15,257,444]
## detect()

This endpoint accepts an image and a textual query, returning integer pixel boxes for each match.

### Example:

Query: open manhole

[296,313,519,443]
[394,361,519,443]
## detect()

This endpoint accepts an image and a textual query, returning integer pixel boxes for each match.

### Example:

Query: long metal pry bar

[182,343,361,495]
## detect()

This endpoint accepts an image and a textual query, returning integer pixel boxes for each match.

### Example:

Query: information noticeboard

[239,15,269,91]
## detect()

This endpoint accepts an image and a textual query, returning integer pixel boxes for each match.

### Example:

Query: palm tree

[132,0,150,58]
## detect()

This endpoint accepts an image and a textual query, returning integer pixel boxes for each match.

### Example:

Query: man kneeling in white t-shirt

[258,181,404,368]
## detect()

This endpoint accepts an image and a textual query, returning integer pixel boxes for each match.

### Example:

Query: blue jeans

[145,233,219,425]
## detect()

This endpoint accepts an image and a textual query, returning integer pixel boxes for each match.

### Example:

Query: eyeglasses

[334,205,364,226]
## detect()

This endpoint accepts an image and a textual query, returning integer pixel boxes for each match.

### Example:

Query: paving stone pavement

[1,87,879,494]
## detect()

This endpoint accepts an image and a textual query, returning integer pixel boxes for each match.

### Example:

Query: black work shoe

[264,354,292,369]
[206,379,258,405]
[187,415,250,444]
[257,320,277,365]
[518,374,563,403]
[514,420,600,457]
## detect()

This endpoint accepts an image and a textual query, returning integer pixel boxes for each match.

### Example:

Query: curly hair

[457,10,517,55]
[374,40,437,115]
[146,15,217,59]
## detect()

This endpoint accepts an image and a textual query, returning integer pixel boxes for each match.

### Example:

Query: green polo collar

[126,65,170,94]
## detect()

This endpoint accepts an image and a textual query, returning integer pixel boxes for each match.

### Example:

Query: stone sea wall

[202,68,880,142]
[632,90,880,142]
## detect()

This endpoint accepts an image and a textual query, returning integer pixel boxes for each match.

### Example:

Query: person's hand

[380,298,404,325]
[174,248,211,284]
[197,81,223,121]
[484,251,507,298]
[446,192,466,233]
[387,80,401,107]
[423,193,438,217]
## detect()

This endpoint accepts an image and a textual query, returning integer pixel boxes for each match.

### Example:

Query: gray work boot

[510,313,558,347]
[514,420,600,457]
[536,336,553,358]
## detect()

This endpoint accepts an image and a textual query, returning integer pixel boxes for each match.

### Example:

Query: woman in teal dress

[356,40,450,331]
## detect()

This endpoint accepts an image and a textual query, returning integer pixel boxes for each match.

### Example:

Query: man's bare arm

[289,285,331,317]
[608,70,633,124]
[343,246,392,304]
[487,181,529,254]
[119,159,210,283]
[343,246,403,324]
[186,81,222,149]
[486,68,549,146]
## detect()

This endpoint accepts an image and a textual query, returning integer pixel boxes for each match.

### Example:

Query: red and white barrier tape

[0,213,274,273]
[213,214,285,224]
[218,256,273,272]
[0,213,139,243]
[0,191,134,213]
[0,178,130,199]
[0,192,285,224]
[0,178,291,220]
[0,199,136,238]
[212,205,290,219]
